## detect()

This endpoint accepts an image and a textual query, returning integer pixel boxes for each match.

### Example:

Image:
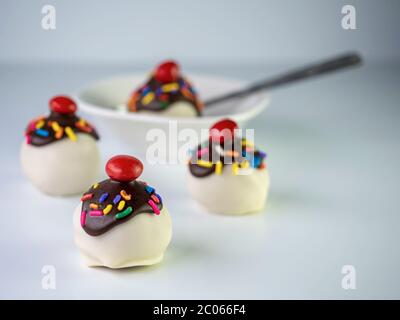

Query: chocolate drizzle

[25,111,99,147]
[81,179,163,236]
[127,76,203,116]
[189,137,267,178]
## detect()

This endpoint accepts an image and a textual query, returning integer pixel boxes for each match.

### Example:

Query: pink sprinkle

[80,211,86,227]
[148,200,160,215]
[29,121,36,131]
[196,147,208,157]
[25,134,31,144]
[90,210,103,217]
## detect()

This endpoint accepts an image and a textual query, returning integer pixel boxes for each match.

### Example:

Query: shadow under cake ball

[126,60,203,117]
[20,96,100,196]
[187,119,270,215]
[73,155,172,269]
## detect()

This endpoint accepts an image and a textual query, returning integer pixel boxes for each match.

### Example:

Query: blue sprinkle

[145,185,155,194]
[254,157,261,168]
[155,87,163,96]
[99,193,109,203]
[36,129,49,137]
[142,86,151,95]
[113,194,121,204]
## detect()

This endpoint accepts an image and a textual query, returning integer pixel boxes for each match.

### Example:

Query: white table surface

[0,62,399,299]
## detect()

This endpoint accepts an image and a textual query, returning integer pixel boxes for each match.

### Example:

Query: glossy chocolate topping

[188,137,267,178]
[127,61,203,115]
[80,179,163,236]
[25,96,99,147]
[128,76,203,115]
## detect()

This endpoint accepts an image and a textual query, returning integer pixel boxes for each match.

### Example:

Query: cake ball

[127,60,203,117]
[21,96,100,196]
[73,155,172,268]
[187,119,269,215]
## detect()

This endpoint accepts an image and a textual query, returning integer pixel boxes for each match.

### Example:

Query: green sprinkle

[115,206,133,220]
[160,101,169,109]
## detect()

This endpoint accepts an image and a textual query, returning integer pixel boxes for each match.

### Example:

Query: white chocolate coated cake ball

[21,96,100,196]
[73,155,172,269]
[187,166,269,215]
[187,119,270,215]
[73,205,172,268]
[20,134,100,196]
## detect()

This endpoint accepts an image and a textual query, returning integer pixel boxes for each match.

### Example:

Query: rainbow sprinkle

[80,211,86,227]
[89,210,103,217]
[151,194,160,204]
[116,206,133,220]
[145,185,155,194]
[99,193,109,203]
[197,160,213,168]
[35,120,45,129]
[51,121,61,133]
[89,203,98,210]
[113,194,122,204]
[162,83,179,93]
[36,129,49,137]
[117,200,125,211]
[81,193,93,201]
[55,127,64,139]
[120,190,131,200]
[148,199,160,215]
[215,161,223,175]
[142,92,155,105]
[65,126,77,142]
[103,204,113,215]
[155,193,162,203]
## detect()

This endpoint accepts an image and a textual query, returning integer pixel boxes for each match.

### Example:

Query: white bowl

[76,73,269,157]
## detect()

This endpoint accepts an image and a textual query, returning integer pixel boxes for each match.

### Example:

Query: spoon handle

[204,52,362,106]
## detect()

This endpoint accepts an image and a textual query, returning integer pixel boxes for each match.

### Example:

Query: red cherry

[105,155,143,182]
[209,119,238,143]
[50,96,77,114]
[154,60,180,83]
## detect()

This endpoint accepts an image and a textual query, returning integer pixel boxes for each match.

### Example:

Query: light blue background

[1,0,399,64]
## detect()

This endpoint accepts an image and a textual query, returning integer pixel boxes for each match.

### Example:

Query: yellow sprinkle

[232,163,239,175]
[240,160,250,169]
[215,161,222,175]
[162,83,179,92]
[142,92,155,105]
[117,200,126,211]
[78,119,86,126]
[65,126,77,142]
[93,183,99,189]
[103,204,113,215]
[241,139,254,147]
[51,121,61,132]
[35,120,45,129]
[197,160,213,168]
